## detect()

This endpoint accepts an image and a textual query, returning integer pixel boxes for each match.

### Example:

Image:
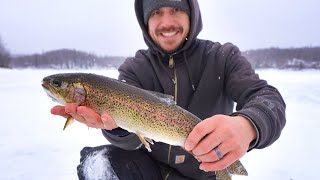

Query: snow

[0,68,319,180]
[80,148,118,180]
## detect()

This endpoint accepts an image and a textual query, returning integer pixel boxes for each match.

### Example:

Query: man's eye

[151,10,160,16]
[173,8,180,12]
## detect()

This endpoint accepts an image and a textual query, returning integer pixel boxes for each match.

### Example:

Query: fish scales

[41,73,248,180]
[60,73,198,145]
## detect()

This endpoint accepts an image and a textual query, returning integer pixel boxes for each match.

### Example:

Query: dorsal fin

[148,91,176,105]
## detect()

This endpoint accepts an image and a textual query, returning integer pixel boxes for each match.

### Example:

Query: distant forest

[243,47,320,69]
[10,49,126,69]
[1,37,320,70]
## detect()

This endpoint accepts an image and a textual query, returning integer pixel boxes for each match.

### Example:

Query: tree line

[1,35,320,69]
[243,47,320,69]
[0,36,126,69]
[10,49,126,69]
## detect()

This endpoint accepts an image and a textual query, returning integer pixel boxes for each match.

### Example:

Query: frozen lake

[0,68,319,180]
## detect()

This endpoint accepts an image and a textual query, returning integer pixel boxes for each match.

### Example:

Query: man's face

[148,7,190,53]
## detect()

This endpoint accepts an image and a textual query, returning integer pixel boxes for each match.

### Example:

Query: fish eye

[52,79,62,87]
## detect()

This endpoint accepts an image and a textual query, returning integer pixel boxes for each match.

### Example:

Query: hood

[135,0,203,55]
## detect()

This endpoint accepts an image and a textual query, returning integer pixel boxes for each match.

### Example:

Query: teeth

[162,32,177,37]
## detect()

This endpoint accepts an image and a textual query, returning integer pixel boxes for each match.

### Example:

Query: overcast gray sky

[0,0,319,56]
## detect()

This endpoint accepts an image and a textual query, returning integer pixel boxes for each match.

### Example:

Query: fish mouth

[42,81,49,90]
[41,80,64,104]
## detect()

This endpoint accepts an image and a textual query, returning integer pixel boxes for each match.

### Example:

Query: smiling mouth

[161,31,178,37]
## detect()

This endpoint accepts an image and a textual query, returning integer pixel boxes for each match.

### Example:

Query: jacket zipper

[169,55,178,102]
[167,55,178,168]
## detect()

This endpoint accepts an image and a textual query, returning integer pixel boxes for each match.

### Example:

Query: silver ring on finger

[214,146,223,159]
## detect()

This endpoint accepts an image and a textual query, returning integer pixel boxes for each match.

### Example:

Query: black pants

[77,145,192,180]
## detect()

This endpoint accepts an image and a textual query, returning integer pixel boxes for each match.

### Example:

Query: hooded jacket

[102,0,286,179]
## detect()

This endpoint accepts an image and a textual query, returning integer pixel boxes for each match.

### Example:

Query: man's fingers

[199,152,237,171]
[185,118,216,151]
[191,131,221,156]
[199,147,246,172]
[50,104,117,129]
[195,142,231,163]
[101,113,117,130]
[64,104,87,123]
[195,149,220,163]
[51,105,69,118]
[77,106,102,124]
[65,104,78,114]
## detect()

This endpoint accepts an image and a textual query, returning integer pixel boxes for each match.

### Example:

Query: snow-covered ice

[0,68,319,180]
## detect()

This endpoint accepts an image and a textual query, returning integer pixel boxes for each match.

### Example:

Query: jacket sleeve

[101,56,144,150]
[222,43,286,149]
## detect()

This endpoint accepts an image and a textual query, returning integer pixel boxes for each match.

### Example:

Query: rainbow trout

[41,73,248,180]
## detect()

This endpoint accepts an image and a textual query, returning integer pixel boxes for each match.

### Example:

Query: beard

[154,25,187,53]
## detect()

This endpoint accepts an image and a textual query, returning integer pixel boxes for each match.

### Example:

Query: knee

[77,145,162,180]
[78,145,119,180]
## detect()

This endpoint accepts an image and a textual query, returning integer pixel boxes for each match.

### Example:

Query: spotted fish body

[42,73,248,180]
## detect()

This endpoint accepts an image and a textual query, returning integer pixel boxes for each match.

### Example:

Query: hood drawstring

[183,52,196,91]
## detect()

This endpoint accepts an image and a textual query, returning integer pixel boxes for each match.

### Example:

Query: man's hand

[50,104,118,130]
[184,115,256,172]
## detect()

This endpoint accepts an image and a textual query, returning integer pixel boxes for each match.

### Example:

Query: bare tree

[0,36,11,68]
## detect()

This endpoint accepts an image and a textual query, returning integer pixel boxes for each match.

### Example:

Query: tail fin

[215,160,248,180]
[227,160,248,176]
[215,170,232,180]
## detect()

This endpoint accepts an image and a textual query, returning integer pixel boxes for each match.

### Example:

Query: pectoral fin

[63,117,74,130]
[144,137,154,145]
[136,133,153,152]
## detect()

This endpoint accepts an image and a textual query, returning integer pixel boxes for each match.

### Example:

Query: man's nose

[160,13,176,27]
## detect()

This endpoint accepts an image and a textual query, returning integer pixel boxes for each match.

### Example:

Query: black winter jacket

[102,0,286,179]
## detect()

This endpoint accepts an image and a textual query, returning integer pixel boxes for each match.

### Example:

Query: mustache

[156,26,183,34]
